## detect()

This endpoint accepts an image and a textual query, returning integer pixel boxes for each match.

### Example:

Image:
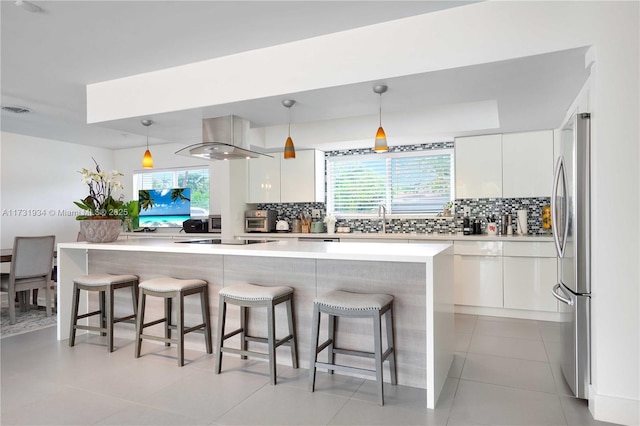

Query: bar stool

[135,277,212,366]
[69,273,139,352]
[309,290,397,405]
[215,283,298,385]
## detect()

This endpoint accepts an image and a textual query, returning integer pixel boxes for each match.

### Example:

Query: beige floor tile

[449,380,566,425]
[474,316,542,340]
[461,352,556,393]
[468,333,549,362]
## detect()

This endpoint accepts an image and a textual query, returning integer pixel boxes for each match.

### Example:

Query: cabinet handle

[551,283,573,306]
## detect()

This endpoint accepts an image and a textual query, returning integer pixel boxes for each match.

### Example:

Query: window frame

[326,148,455,219]
[132,165,210,215]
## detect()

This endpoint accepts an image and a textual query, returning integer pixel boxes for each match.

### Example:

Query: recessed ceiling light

[15,0,43,13]
[1,105,31,114]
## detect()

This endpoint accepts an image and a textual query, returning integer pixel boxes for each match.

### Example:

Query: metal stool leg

[215,295,226,374]
[240,305,248,360]
[385,304,397,385]
[287,295,298,369]
[328,314,336,373]
[106,286,114,352]
[99,291,106,336]
[201,287,213,354]
[267,301,277,385]
[177,292,184,367]
[69,283,80,347]
[308,304,321,392]
[135,289,146,358]
[373,311,384,406]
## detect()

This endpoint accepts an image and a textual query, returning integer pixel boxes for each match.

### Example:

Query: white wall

[0,132,117,249]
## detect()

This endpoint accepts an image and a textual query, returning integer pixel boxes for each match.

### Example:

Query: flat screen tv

[138,188,191,228]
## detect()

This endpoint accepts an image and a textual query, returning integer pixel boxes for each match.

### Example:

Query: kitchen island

[57,238,453,409]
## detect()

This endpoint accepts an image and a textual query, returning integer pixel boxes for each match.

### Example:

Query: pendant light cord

[379,93,383,127]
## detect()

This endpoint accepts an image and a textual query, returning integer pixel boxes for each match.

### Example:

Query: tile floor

[0,314,618,425]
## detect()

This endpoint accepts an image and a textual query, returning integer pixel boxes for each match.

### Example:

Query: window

[133,166,210,215]
[326,149,454,216]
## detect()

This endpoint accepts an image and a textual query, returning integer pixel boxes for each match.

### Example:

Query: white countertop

[58,238,452,263]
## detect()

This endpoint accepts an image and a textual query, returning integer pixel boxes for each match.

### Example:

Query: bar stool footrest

[314,362,378,378]
[222,347,270,360]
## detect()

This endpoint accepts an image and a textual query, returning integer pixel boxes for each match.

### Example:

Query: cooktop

[175,239,274,245]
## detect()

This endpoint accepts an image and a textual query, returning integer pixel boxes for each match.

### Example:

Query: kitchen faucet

[378,204,387,233]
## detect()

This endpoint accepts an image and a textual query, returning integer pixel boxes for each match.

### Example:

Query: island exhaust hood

[175,115,272,160]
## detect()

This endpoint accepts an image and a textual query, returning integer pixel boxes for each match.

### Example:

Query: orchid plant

[74,158,125,220]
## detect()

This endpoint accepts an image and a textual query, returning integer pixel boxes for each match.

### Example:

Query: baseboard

[589,385,640,425]
[455,305,563,322]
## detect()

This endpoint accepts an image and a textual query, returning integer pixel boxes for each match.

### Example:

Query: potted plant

[73,158,126,242]
[443,201,454,217]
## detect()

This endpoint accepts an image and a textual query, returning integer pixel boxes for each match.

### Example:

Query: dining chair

[0,235,56,325]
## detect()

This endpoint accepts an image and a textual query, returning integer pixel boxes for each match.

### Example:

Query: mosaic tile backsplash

[257,197,551,235]
[257,142,551,235]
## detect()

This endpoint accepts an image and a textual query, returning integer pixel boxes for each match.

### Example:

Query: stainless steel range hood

[175,116,272,160]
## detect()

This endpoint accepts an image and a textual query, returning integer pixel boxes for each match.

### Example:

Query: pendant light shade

[141,119,154,169]
[373,85,388,153]
[282,99,296,159]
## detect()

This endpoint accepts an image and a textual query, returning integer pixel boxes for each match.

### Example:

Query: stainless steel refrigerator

[551,112,591,399]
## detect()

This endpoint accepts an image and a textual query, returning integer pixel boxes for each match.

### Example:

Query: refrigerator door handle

[552,283,574,306]
[551,156,567,258]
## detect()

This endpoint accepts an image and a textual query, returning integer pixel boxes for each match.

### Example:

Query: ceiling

[1,1,590,151]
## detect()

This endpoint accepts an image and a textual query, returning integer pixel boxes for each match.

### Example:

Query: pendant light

[282,99,296,159]
[141,119,154,169]
[373,85,388,153]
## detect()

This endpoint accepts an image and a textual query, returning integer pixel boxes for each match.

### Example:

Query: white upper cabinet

[280,150,325,203]
[502,130,554,198]
[248,150,325,203]
[248,154,280,203]
[455,134,503,198]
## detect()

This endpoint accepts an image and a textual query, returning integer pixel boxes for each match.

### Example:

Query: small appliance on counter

[183,219,208,233]
[245,210,276,233]
[208,214,222,233]
[311,221,324,233]
[275,220,290,232]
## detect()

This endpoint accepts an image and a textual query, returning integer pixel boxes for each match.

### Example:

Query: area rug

[0,307,57,338]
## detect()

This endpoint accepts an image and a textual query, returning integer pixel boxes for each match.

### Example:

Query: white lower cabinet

[503,242,558,312]
[453,241,503,308]
[454,255,504,307]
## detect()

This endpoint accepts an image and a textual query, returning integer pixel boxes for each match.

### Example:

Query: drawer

[503,241,556,257]
[454,241,502,256]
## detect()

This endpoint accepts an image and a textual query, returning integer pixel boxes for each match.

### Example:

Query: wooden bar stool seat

[134,277,212,366]
[309,290,397,405]
[215,283,298,385]
[69,273,139,352]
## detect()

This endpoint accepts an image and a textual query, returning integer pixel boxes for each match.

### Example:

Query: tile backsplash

[256,197,550,235]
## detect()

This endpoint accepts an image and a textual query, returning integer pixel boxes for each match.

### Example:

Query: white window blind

[327,149,453,216]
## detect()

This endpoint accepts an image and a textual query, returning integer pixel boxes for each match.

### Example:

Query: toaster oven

[245,210,276,232]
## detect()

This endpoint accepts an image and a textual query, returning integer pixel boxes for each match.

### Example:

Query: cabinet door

[248,155,280,203]
[503,257,558,312]
[455,134,503,198]
[502,130,554,197]
[281,150,324,203]
[454,255,503,307]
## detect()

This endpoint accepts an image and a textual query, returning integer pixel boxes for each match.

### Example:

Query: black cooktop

[175,239,274,245]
